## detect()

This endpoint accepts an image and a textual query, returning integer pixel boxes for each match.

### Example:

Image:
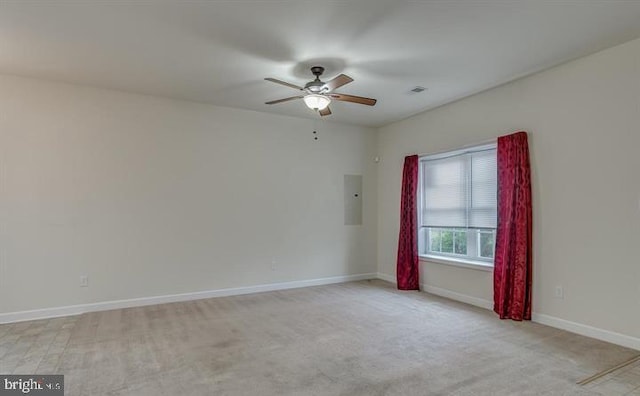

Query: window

[418,144,497,264]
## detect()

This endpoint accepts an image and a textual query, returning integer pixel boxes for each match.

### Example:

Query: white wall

[0,75,378,314]
[377,38,640,340]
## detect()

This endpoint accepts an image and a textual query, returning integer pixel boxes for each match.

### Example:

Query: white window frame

[418,144,497,270]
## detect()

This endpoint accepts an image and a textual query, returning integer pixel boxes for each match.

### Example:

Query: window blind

[420,147,497,229]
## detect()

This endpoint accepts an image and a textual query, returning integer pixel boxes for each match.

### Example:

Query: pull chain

[312,118,319,141]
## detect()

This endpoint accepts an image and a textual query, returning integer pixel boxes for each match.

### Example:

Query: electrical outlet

[270,259,276,271]
[554,285,564,299]
[80,275,88,287]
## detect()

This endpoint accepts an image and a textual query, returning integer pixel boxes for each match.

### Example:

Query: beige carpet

[1,280,637,396]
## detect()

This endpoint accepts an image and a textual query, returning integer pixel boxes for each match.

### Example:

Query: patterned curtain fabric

[396,155,420,290]
[494,131,533,320]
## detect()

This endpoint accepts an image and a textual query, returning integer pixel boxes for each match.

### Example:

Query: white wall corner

[376,272,396,284]
[0,273,377,324]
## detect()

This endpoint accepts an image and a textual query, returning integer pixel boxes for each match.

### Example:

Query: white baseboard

[532,313,640,351]
[421,284,494,310]
[421,283,640,351]
[5,271,638,351]
[376,272,396,284]
[377,273,639,351]
[0,273,377,324]
[376,272,493,310]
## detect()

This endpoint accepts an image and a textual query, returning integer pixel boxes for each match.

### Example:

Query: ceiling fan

[264,66,377,116]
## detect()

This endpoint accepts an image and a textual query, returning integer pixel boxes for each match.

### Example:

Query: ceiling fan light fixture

[303,94,331,111]
[265,67,375,116]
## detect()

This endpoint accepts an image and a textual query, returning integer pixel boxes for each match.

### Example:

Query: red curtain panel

[494,131,533,320]
[396,155,420,290]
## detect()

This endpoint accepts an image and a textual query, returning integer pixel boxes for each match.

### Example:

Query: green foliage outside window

[479,232,494,258]
[430,229,467,255]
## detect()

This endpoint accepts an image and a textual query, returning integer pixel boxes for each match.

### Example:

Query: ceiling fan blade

[265,96,304,105]
[329,93,377,106]
[323,74,353,91]
[319,107,332,116]
[265,77,303,91]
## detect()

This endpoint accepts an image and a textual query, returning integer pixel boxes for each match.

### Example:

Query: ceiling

[2,1,640,127]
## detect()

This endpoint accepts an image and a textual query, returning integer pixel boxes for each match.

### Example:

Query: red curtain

[396,155,420,290]
[494,131,533,320]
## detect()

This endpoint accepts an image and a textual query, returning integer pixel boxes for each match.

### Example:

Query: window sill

[419,255,494,272]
